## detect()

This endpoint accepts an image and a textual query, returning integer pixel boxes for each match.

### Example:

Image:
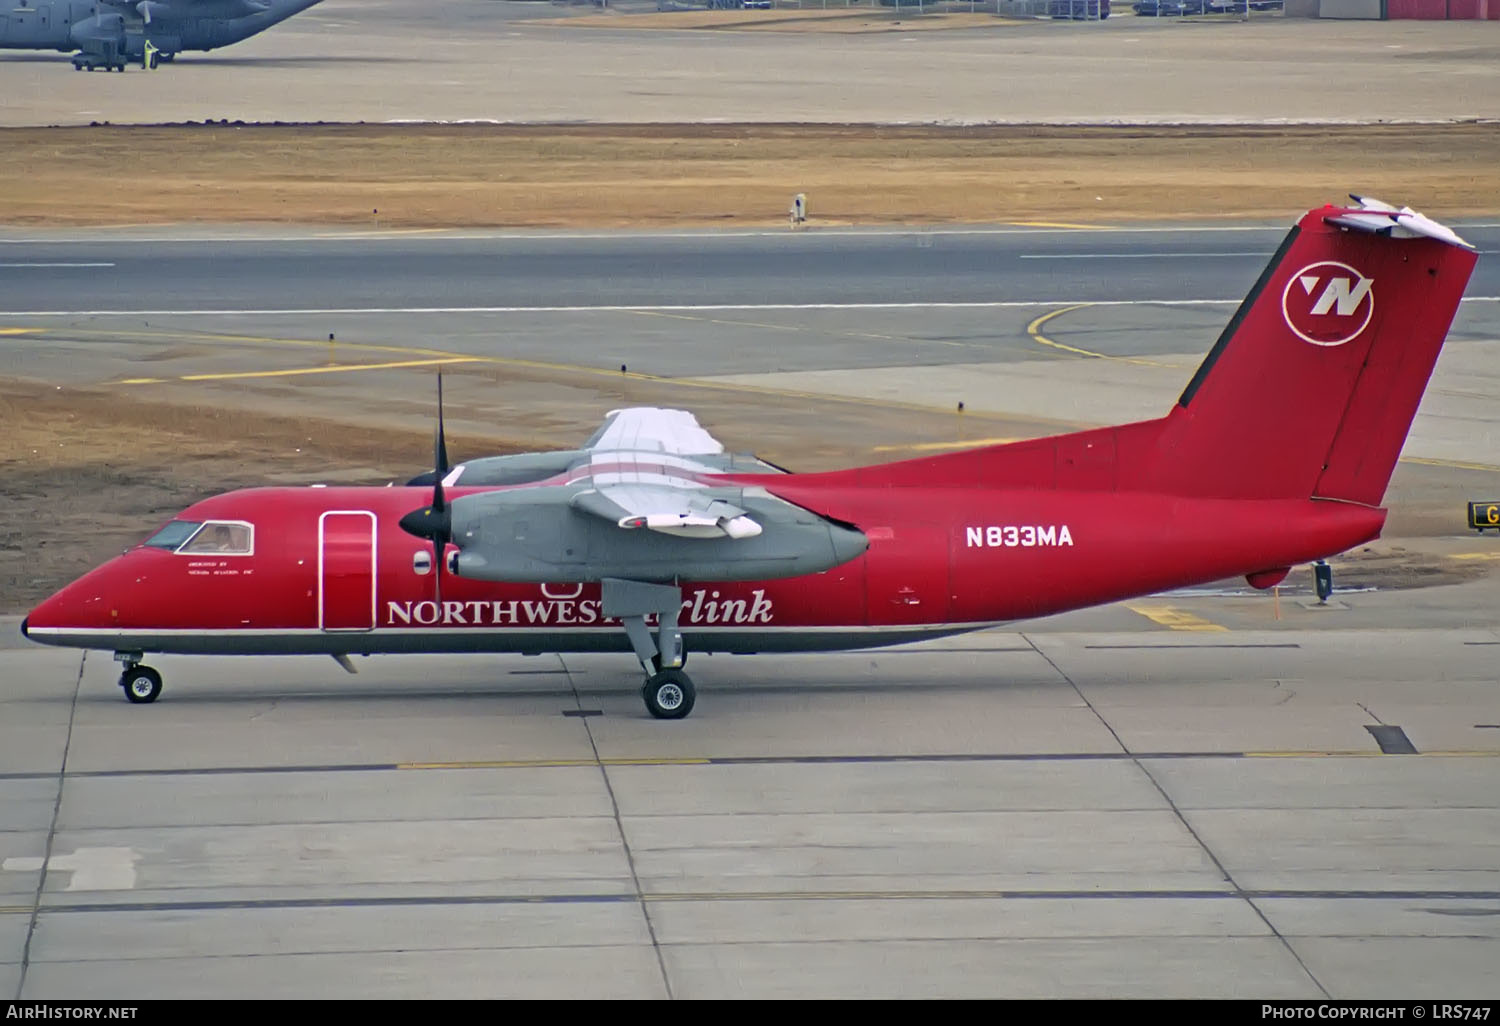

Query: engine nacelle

[69,14,127,56]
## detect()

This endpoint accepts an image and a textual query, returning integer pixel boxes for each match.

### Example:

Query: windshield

[180,521,253,555]
[143,520,202,551]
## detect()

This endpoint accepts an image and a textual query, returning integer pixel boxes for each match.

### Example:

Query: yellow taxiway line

[1123,603,1229,632]
[1026,305,1174,368]
[1401,455,1500,473]
[871,437,1020,453]
[116,356,482,385]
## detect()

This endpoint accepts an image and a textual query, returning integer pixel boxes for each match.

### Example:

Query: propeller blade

[436,370,450,478]
[399,370,456,606]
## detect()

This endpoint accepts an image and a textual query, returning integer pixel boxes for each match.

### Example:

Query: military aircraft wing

[102,0,271,19]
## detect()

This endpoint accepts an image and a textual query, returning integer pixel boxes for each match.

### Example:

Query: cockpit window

[179,521,254,555]
[143,520,202,551]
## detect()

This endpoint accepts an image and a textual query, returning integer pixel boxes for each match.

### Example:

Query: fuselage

[0,0,322,55]
[22,481,1386,658]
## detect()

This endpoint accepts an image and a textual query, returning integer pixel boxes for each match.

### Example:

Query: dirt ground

[2,123,1499,229]
[4,121,1497,614]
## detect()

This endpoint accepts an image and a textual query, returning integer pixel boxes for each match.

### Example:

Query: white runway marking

[3,297,1497,317]
[0,262,115,268]
[3,847,140,891]
[2,224,1496,246]
[0,225,1419,246]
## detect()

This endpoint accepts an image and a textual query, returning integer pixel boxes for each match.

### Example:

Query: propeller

[398,372,454,602]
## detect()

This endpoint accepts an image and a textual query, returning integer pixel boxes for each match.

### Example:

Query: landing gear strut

[115,652,162,704]
[603,578,697,720]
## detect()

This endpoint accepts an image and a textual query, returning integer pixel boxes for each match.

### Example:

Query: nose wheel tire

[642,669,695,720]
[120,666,162,704]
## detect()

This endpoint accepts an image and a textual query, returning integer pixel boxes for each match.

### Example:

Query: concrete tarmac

[2,614,1499,999]
[1,0,1499,127]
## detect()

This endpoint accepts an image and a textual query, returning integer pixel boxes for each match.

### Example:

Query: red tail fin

[1140,197,1477,503]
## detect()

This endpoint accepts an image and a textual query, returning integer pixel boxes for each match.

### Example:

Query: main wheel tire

[121,666,162,704]
[642,669,695,720]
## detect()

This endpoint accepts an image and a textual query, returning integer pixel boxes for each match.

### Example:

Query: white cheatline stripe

[23,622,1005,638]
[2,298,1498,317]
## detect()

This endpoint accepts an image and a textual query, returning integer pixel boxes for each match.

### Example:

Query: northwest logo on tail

[1281,261,1375,348]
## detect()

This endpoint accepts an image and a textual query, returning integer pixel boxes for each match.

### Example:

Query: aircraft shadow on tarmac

[51,677,1026,708]
[3,55,418,66]
[169,56,422,67]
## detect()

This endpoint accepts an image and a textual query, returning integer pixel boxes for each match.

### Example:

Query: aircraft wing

[582,407,726,457]
[570,482,763,539]
[103,0,271,19]
[413,404,868,582]
[569,410,759,539]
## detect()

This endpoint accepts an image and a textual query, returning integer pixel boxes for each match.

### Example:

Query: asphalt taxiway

[3,217,1500,999]
[2,222,1497,464]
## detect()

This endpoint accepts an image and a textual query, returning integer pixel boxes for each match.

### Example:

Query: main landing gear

[604,578,697,720]
[115,653,162,704]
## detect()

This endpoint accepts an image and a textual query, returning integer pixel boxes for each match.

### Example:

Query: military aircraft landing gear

[119,664,162,704]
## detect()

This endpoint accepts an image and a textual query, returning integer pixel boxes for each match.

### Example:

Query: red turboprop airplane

[22,197,1479,719]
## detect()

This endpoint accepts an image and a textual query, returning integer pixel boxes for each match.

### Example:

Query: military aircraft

[0,0,323,71]
[22,197,1479,719]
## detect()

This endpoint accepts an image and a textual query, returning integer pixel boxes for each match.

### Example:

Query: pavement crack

[558,654,674,1000]
[1019,633,1332,1000]
[16,651,86,1000]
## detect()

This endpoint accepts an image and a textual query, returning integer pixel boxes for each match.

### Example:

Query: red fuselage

[23,480,1384,658]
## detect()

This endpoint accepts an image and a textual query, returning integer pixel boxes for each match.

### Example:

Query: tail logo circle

[1282,261,1374,347]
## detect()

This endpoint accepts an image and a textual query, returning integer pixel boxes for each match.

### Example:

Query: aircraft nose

[25,554,137,644]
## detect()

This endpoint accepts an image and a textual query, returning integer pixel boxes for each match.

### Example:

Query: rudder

[1141,197,1477,504]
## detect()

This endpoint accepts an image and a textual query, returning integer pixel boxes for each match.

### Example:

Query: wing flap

[569,486,762,539]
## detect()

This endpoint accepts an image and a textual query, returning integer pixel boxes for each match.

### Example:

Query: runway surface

[5,222,1500,314]
[2,0,1499,127]
[3,221,1498,463]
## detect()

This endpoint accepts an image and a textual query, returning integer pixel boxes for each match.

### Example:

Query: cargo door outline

[319,510,376,632]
